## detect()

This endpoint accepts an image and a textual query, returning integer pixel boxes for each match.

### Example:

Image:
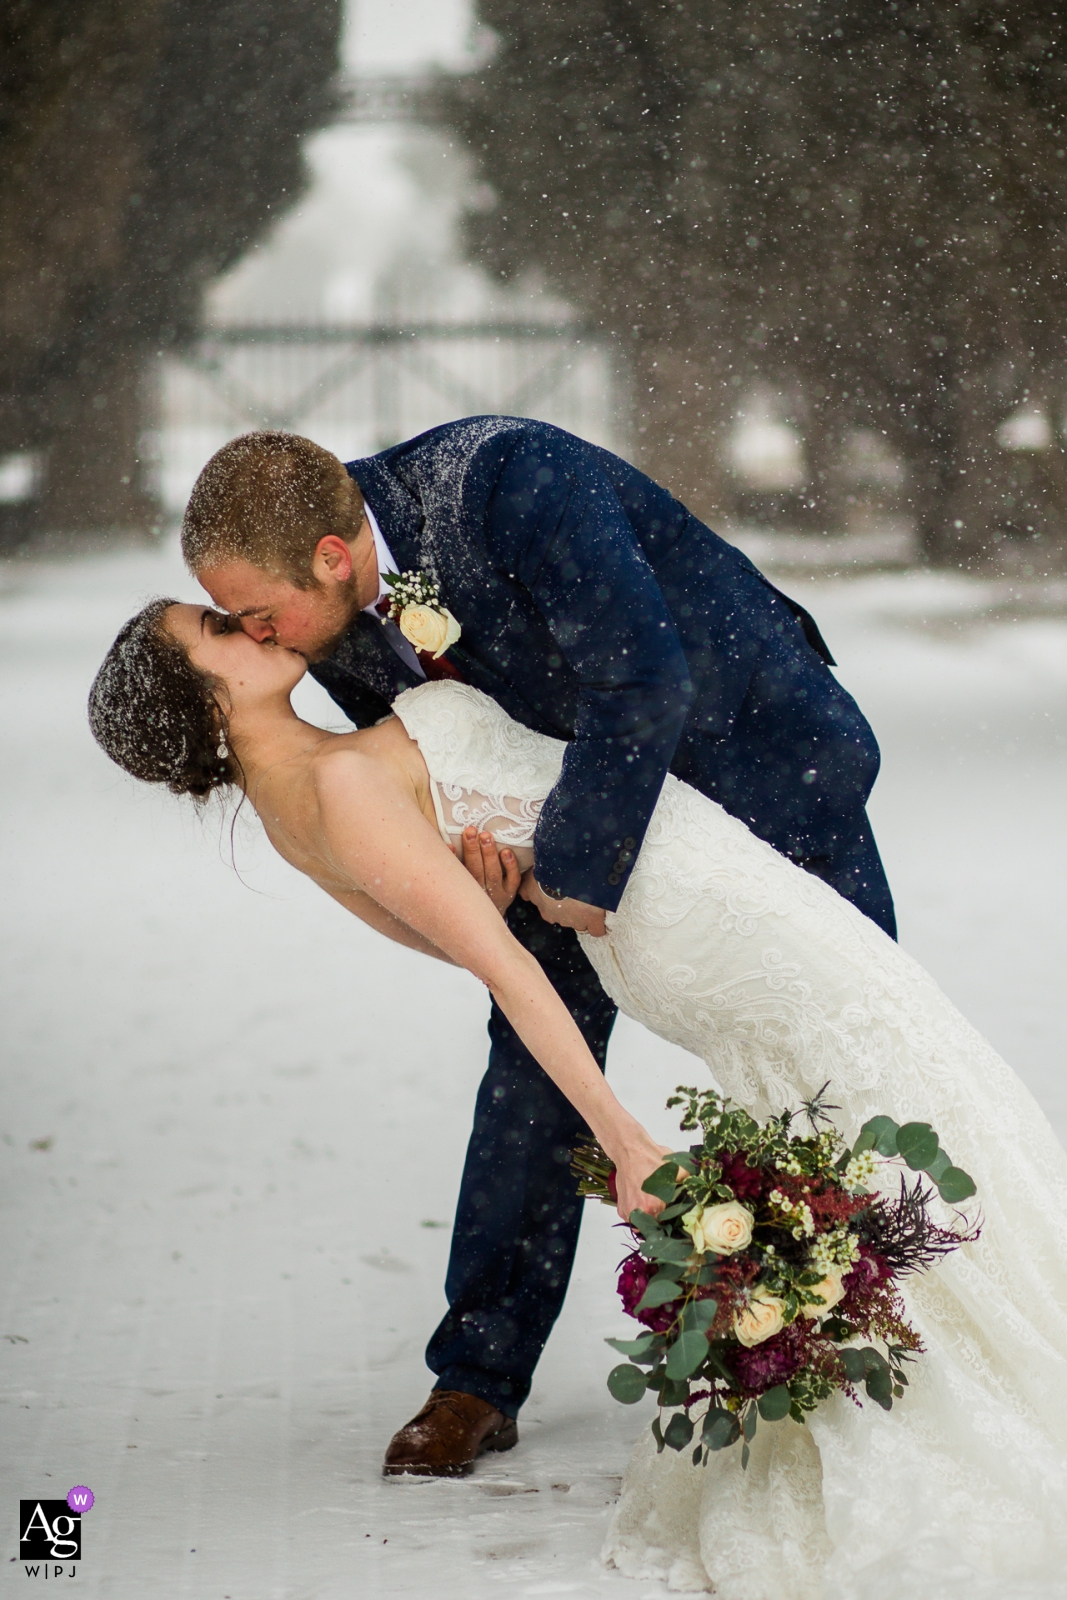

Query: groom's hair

[181,431,365,588]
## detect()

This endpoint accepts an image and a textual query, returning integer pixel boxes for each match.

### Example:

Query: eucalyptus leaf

[660,1376,691,1408]
[937,1165,977,1203]
[702,1408,741,1451]
[605,1333,659,1359]
[741,1442,751,1471]
[607,1363,649,1404]
[651,1415,666,1454]
[705,1346,736,1386]
[646,1237,696,1265]
[743,1403,758,1442]
[757,1385,792,1421]
[665,1328,710,1380]
[657,1200,692,1222]
[664,1412,695,1451]
[636,1276,685,1312]
[924,1148,953,1182]
[858,1115,900,1157]
[681,1298,719,1333]
[896,1122,939,1171]
[865,1366,894,1409]
[629,1209,664,1239]
[641,1163,682,1203]
[839,1348,868,1382]
[667,1150,698,1175]
[692,1444,704,1466]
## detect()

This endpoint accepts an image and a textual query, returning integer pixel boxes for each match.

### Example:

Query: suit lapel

[346,455,423,574]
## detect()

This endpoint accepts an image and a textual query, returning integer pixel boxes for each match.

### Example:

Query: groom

[182,416,896,1476]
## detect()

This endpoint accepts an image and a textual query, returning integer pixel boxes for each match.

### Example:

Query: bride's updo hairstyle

[88,598,238,800]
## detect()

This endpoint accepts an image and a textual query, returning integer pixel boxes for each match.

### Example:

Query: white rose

[801,1268,846,1319]
[398,604,462,659]
[734,1290,787,1348]
[682,1201,754,1257]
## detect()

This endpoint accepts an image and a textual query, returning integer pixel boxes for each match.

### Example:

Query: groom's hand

[520,873,607,937]
[459,827,522,915]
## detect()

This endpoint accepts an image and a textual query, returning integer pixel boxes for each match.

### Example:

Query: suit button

[608,872,622,886]
[623,837,636,849]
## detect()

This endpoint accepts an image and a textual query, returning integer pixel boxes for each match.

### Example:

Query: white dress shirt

[361,504,425,680]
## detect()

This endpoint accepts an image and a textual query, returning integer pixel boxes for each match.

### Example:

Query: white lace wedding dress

[392,680,1067,1600]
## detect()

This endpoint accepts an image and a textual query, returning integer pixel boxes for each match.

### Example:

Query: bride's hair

[88,598,239,799]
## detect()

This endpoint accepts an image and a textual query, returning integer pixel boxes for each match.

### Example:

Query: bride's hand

[611,1137,676,1224]
[459,827,522,915]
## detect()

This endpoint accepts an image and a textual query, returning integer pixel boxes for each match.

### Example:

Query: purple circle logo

[67,1486,94,1513]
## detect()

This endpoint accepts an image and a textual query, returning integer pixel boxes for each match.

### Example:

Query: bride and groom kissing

[89,417,1067,1594]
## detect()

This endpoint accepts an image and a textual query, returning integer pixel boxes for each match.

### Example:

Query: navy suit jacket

[310,416,884,915]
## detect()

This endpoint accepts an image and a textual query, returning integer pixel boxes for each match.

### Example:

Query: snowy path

[2,544,1066,1598]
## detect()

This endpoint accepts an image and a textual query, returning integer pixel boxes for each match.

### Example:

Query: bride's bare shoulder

[307,716,422,799]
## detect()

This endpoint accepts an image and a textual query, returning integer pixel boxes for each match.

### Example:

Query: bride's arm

[319,882,456,964]
[312,749,667,1219]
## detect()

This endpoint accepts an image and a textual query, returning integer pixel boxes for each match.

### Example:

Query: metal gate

[157,320,623,512]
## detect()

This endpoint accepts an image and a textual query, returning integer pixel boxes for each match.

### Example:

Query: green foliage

[896,1122,940,1171]
[681,1298,719,1333]
[641,1163,683,1203]
[854,1115,976,1200]
[605,1332,661,1362]
[665,1329,712,1380]
[757,1385,793,1421]
[856,1116,901,1157]
[664,1412,695,1451]
[937,1166,978,1203]
[703,1408,741,1451]
[636,1275,686,1312]
[643,1236,697,1266]
[607,1363,650,1404]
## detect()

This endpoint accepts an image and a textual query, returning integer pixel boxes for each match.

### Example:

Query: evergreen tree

[447,1,1067,560]
[0,0,341,538]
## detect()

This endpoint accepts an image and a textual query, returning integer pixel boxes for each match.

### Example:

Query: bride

[89,597,1067,1598]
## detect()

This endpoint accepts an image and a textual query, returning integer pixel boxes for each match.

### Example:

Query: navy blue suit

[311,416,895,1415]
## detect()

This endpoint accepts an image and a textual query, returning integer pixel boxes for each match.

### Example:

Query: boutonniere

[382,569,462,660]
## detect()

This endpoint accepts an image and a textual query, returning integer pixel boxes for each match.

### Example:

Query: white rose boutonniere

[384,570,462,659]
[682,1200,754,1257]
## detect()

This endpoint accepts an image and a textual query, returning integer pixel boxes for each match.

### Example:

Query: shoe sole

[382,1419,519,1478]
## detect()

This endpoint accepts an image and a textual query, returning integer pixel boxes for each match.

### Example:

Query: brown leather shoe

[382,1390,518,1478]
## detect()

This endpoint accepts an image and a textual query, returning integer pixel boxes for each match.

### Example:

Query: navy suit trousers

[426,818,895,1416]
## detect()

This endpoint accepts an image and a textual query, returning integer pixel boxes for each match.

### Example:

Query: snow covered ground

[2,542,1066,1597]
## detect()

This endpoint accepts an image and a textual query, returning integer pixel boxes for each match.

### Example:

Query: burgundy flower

[717,1151,765,1202]
[844,1247,893,1292]
[729,1322,808,1393]
[617,1251,678,1332]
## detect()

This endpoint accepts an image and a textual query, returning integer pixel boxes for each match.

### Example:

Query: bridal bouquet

[573,1085,979,1468]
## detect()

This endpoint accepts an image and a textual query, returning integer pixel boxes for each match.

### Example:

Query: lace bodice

[392,680,565,852]
[391,678,1067,1597]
